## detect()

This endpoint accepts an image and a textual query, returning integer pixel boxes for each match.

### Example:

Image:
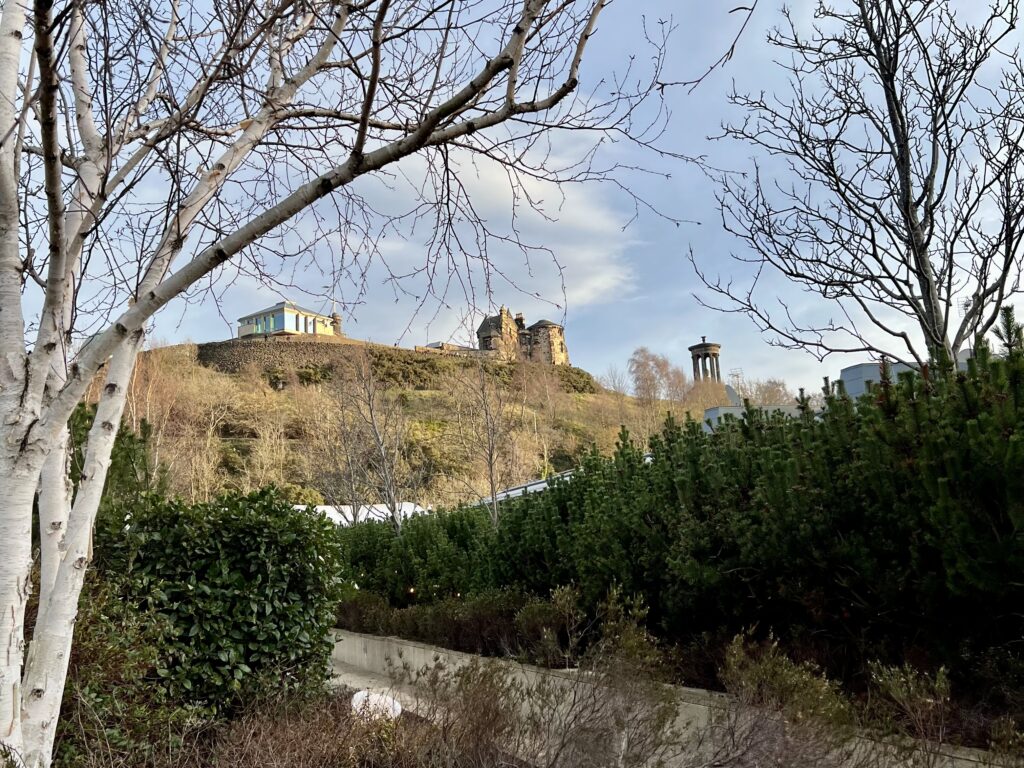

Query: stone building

[475,307,569,365]
[688,336,722,382]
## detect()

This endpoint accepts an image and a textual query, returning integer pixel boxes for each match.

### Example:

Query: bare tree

[0,1,693,762]
[728,374,795,407]
[304,402,369,527]
[340,353,423,531]
[451,362,516,527]
[600,364,630,397]
[695,0,1024,366]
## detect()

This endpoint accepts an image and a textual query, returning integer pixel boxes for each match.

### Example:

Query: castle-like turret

[475,307,569,365]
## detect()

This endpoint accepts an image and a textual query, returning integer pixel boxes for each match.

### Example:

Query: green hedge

[337,342,1024,707]
[99,488,344,709]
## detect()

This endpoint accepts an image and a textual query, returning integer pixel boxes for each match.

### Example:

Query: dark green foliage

[339,507,493,606]
[69,403,168,511]
[337,587,588,663]
[53,574,201,768]
[296,363,331,385]
[338,350,1024,719]
[98,488,345,710]
[340,589,530,656]
[555,364,599,394]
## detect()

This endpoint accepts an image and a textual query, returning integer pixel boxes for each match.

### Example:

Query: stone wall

[196,336,372,374]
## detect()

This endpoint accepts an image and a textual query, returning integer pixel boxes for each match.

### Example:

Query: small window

[295,314,300,331]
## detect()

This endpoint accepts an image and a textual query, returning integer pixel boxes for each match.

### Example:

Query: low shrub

[338,588,529,656]
[99,487,344,710]
[53,574,207,768]
[337,588,597,663]
[209,692,417,768]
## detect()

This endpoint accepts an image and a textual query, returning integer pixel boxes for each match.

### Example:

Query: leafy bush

[722,635,854,728]
[100,488,344,710]
[338,589,530,656]
[53,574,205,768]
[338,507,493,606]
[339,342,1024,737]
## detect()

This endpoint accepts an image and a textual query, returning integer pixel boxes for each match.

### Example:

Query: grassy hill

[121,341,720,508]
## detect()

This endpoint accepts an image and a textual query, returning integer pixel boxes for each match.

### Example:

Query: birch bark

[0,1,646,764]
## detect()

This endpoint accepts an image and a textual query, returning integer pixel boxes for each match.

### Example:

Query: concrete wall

[332,630,1006,768]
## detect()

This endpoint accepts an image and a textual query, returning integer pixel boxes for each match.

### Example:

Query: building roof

[477,314,503,335]
[238,300,331,322]
[528,319,561,330]
[687,340,721,352]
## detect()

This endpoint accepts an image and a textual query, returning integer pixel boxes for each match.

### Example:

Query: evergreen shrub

[337,333,1024,719]
[100,488,344,709]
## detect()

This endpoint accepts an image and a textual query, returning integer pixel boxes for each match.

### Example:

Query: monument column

[688,337,723,383]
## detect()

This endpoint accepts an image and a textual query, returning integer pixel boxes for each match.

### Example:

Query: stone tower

[526,320,569,365]
[688,336,722,382]
[475,308,569,365]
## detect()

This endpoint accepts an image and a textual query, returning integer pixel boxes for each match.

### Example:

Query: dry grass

[59,625,1024,768]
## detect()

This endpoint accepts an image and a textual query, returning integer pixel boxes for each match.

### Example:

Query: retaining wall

[332,630,1010,768]
[195,336,372,374]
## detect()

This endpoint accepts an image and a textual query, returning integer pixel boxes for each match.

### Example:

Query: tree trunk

[19,339,140,768]
[37,433,72,598]
[0,456,39,765]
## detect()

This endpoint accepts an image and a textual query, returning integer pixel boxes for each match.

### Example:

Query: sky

[149,0,978,393]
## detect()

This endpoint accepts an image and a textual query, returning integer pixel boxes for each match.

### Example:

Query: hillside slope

[120,341,705,508]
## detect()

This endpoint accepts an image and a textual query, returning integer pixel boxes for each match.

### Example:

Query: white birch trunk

[37,433,73,599]
[0,462,37,765]
[0,6,35,753]
[20,338,142,768]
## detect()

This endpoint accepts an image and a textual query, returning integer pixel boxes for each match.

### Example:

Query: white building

[837,361,914,399]
[237,300,342,339]
[296,502,425,527]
